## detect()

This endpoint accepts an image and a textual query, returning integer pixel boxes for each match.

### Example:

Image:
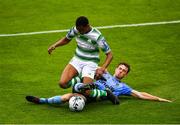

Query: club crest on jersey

[87,39,92,43]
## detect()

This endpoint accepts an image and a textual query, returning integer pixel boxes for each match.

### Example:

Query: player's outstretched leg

[26,95,62,104]
[26,96,41,104]
[73,83,120,105]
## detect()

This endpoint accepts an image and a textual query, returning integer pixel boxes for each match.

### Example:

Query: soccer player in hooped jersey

[48,16,113,89]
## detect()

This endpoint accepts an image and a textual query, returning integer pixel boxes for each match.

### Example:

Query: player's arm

[101,51,113,70]
[96,36,113,76]
[48,27,76,54]
[131,90,172,102]
[95,52,112,79]
[48,37,70,54]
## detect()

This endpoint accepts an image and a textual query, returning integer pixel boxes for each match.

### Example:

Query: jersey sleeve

[66,27,77,40]
[115,83,133,96]
[97,35,111,54]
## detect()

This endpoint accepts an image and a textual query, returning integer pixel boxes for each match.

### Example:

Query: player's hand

[48,45,56,54]
[95,67,106,80]
[159,98,172,103]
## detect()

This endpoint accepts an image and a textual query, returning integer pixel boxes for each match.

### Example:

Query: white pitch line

[0,20,180,37]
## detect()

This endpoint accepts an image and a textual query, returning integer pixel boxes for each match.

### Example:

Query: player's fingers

[95,74,100,80]
[48,50,52,55]
[165,99,172,102]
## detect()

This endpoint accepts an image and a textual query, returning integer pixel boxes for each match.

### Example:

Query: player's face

[114,64,128,79]
[76,25,90,34]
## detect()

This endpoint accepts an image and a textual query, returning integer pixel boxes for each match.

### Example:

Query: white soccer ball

[69,96,85,112]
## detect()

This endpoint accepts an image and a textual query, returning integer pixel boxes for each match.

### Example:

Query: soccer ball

[69,96,85,112]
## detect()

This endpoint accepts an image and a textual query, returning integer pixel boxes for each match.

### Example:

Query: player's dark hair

[76,16,89,27]
[117,62,131,73]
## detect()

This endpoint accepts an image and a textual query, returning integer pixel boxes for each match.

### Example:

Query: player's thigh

[60,64,78,83]
[82,62,97,83]
[83,77,93,84]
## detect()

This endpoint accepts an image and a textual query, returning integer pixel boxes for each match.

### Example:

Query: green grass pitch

[0,0,180,124]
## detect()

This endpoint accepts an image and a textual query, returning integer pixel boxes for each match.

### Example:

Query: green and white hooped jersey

[66,26,111,63]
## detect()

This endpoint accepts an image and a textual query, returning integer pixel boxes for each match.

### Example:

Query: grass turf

[0,0,180,124]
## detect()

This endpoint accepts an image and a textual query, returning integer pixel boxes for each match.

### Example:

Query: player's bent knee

[59,84,66,89]
[58,81,68,89]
